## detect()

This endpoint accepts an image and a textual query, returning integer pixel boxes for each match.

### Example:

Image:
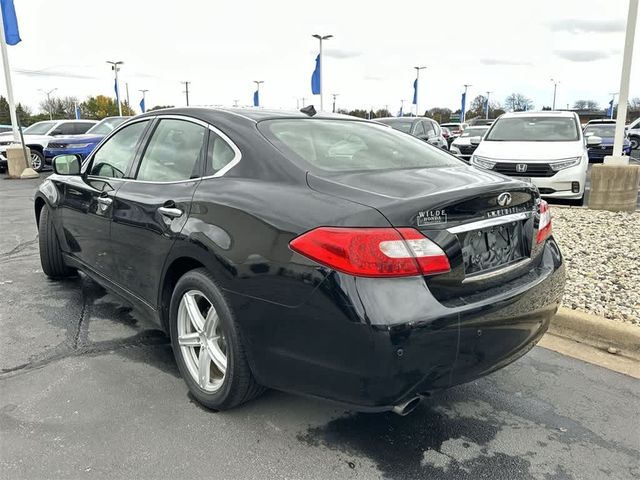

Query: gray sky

[4,0,639,114]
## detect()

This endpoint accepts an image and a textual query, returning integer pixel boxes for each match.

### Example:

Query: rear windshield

[259,119,461,172]
[486,116,579,142]
[88,117,128,135]
[460,127,489,138]
[584,125,615,137]
[377,119,413,133]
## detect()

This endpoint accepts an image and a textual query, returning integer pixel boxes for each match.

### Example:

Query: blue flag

[0,0,21,45]
[139,97,146,113]
[460,92,467,120]
[253,89,259,107]
[412,79,418,105]
[75,105,81,119]
[607,99,614,118]
[311,54,321,95]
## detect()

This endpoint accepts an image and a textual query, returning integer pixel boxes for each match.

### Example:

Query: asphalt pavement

[1,175,639,480]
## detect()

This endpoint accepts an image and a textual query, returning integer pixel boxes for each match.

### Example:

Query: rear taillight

[289,227,451,278]
[537,200,552,244]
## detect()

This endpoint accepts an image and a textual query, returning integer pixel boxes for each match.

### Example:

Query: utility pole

[332,93,339,113]
[462,84,472,122]
[550,78,560,110]
[125,82,130,111]
[485,91,493,119]
[139,89,148,113]
[301,97,307,108]
[312,34,333,111]
[233,99,239,107]
[38,88,58,120]
[106,61,123,116]
[400,99,405,117]
[182,81,191,106]
[413,66,426,117]
[608,92,618,119]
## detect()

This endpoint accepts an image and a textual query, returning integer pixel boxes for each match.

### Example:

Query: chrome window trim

[85,114,242,185]
[447,211,532,234]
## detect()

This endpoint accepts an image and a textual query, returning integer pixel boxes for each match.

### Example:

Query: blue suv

[44,116,130,165]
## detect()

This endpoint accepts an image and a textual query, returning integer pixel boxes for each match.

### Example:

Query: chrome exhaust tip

[391,396,422,416]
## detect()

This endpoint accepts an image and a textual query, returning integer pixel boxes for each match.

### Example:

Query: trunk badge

[497,192,513,207]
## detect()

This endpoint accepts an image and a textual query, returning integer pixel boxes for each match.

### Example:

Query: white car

[626,117,640,150]
[470,111,600,205]
[0,119,97,172]
[449,125,490,161]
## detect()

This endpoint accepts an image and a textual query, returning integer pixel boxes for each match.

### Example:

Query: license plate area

[459,221,525,276]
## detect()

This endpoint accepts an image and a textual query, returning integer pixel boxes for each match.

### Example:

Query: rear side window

[206,130,237,175]
[413,121,425,136]
[136,119,206,182]
[259,119,461,172]
[90,121,149,178]
[73,122,95,134]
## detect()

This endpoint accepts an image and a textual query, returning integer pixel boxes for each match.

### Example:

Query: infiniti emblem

[497,192,512,207]
[516,163,528,173]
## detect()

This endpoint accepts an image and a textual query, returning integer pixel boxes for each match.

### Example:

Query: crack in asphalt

[0,236,38,259]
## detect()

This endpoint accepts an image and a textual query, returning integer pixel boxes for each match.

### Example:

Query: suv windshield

[378,119,413,133]
[460,127,488,138]
[23,121,56,135]
[259,119,460,172]
[486,116,579,142]
[88,117,128,135]
[584,125,615,138]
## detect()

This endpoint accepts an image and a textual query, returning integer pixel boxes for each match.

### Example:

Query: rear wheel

[169,268,263,410]
[30,150,45,172]
[38,204,75,278]
[630,136,639,150]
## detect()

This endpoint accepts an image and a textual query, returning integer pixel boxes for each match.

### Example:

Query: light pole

[38,88,58,120]
[312,34,333,111]
[400,99,405,117]
[608,92,618,119]
[139,89,148,113]
[181,81,191,106]
[462,84,472,122]
[485,91,493,119]
[332,93,339,113]
[253,81,264,107]
[233,99,239,107]
[106,61,123,116]
[413,66,426,117]
[550,78,560,110]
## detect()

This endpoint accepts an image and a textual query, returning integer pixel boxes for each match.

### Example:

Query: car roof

[501,111,576,118]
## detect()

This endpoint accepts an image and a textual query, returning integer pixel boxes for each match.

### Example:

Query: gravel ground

[552,207,640,325]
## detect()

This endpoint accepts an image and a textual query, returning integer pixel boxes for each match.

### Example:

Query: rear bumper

[230,238,564,411]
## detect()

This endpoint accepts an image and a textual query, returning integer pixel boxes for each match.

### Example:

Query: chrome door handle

[97,196,113,206]
[158,206,183,219]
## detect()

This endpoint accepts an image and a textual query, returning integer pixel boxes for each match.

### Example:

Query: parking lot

[1,175,639,479]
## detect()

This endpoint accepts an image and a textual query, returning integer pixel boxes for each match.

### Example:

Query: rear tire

[630,136,639,150]
[38,204,75,278]
[169,268,263,411]
[30,150,45,172]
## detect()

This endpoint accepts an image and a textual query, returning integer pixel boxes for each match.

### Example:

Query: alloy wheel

[30,152,42,170]
[177,290,227,392]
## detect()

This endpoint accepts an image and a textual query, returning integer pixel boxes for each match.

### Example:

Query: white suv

[470,111,599,205]
[0,119,97,172]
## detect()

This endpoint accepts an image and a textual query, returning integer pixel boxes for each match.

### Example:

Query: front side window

[89,121,149,178]
[259,119,461,173]
[486,116,580,142]
[23,121,56,135]
[136,119,206,182]
[413,121,425,136]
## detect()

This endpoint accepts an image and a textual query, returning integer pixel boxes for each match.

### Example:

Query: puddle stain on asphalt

[298,402,536,480]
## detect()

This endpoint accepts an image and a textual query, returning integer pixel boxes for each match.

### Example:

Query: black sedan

[35,108,564,415]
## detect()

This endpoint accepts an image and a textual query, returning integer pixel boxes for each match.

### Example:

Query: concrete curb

[549,307,640,361]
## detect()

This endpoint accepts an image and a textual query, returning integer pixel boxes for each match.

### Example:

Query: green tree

[426,107,452,123]
[148,105,174,111]
[80,95,135,119]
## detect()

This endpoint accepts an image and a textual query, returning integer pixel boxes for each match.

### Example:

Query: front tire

[38,204,75,278]
[169,268,263,410]
[30,150,45,172]
[630,136,639,150]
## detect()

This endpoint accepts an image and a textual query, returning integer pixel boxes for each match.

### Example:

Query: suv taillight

[537,200,552,244]
[290,227,450,277]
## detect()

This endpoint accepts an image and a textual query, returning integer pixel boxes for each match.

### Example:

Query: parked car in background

[467,118,495,127]
[0,124,12,133]
[471,111,595,205]
[44,116,130,166]
[377,117,448,149]
[449,125,490,161]
[441,127,453,148]
[440,122,468,139]
[0,119,97,173]
[626,117,640,150]
[35,107,564,414]
[583,123,632,162]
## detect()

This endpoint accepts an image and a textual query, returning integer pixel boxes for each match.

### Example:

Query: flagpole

[0,12,20,143]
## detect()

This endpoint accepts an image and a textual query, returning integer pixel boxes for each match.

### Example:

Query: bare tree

[573,99,599,110]
[504,93,534,112]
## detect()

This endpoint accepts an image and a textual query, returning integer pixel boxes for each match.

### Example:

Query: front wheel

[30,150,45,172]
[630,136,639,150]
[169,269,263,410]
[38,204,75,278]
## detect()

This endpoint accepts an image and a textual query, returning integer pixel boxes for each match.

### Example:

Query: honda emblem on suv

[497,192,512,207]
[516,163,528,173]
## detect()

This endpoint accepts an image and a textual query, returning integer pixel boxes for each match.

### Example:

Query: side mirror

[470,136,482,146]
[586,135,602,147]
[53,154,81,175]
